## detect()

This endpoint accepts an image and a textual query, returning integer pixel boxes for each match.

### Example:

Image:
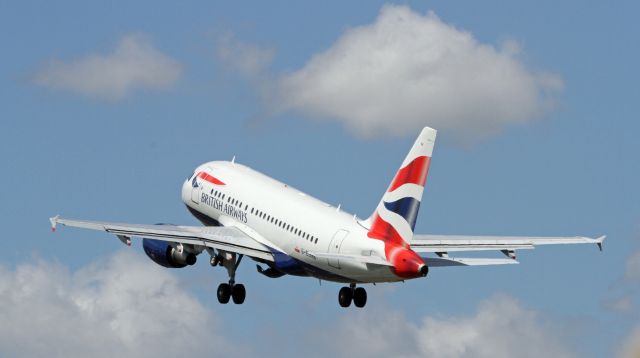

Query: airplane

[50,127,605,308]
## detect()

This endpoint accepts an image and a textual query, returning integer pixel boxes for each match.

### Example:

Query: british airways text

[200,193,248,223]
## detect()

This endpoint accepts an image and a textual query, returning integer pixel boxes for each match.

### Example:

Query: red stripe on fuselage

[388,156,431,192]
[198,172,225,185]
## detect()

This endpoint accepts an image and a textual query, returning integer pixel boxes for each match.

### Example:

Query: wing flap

[51,216,274,262]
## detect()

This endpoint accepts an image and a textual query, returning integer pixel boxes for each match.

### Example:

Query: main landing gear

[217,282,246,304]
[338,283,367,308]
[209,249,246,305]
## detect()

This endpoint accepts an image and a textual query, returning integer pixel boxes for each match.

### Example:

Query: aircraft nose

[181,175,193,203]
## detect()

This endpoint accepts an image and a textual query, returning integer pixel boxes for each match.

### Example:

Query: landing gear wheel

[217,283,231,304]
[231,284,246,304]
[338,286,353,307]
[353,287,367,308]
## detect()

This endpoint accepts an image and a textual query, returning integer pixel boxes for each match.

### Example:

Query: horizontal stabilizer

[423,256,519,267]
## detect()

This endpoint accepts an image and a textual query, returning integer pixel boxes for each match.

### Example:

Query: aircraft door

[328,229,349,269]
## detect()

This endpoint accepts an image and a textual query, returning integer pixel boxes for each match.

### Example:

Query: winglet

[595,235,606,251]
[49,215,60,232]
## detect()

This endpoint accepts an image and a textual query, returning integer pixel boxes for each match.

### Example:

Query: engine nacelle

[142,239,197,268]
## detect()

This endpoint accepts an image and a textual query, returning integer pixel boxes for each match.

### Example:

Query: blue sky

[1,1,639,357]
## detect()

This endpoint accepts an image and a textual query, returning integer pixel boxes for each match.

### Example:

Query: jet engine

[142,238,197,268]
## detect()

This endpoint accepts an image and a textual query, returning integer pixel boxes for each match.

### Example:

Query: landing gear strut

[338,283,367,308]
[211,250,247,305]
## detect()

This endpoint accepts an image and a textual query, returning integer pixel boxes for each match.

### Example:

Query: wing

[422,257,519,267]
[50,215,274,262]
[412,234,605,257]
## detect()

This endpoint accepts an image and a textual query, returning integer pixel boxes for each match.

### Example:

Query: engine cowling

[142,238,197,268]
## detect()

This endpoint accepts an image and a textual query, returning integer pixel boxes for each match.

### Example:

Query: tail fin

[366,127,437,246]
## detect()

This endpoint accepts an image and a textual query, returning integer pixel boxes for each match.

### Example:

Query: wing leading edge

[50,216,274,262]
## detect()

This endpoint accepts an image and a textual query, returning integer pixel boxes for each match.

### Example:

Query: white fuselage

[181,161,400,283]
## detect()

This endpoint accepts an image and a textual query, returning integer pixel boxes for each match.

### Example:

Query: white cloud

[625,250,640,281]
[270,5,563,139]
[603,295,634,313]
[0,251,230,358]
[34,34,181,100]
[322,295,574,358]
[620,325,640,358]
[216,34,275,78]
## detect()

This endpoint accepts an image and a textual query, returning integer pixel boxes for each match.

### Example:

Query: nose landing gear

[338,283,367,308]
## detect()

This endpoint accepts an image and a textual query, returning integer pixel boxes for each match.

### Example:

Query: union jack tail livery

[367,127,437,246]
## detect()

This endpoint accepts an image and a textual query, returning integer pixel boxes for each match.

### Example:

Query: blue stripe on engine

[383,197,421,231]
